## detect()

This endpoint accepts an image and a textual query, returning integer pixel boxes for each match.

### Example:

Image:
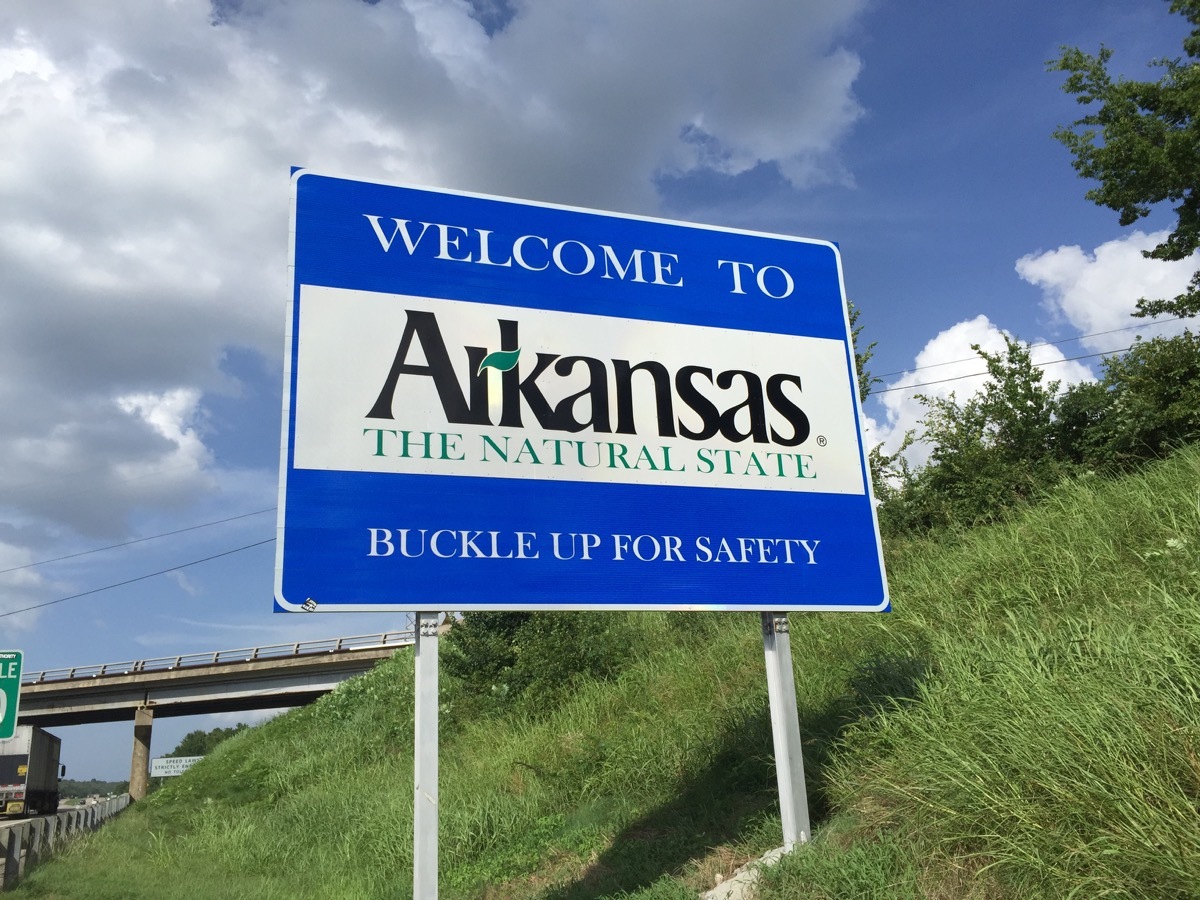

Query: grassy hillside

[14,447,1200,899]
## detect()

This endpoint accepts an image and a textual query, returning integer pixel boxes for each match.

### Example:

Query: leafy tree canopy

[1061,329,1200,468]
[1052,0,1200,317]
[849,299,880,403]
[442,611,635,716]
[60,778,125,799]
[878,337,1069,533]
[875,329,1200,537]
[168,724,247,758]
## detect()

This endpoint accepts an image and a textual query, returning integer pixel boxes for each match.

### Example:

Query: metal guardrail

[2,794,132,890]
[20,623,416,685]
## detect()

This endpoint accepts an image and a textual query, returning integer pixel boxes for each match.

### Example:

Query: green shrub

[1080,330,1200,469]
[443,611,638,716]
[879,336,1069,533]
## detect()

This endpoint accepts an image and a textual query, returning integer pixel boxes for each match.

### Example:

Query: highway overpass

[18,629,416,799]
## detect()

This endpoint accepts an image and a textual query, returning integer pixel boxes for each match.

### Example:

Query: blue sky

[1,0,1196,779]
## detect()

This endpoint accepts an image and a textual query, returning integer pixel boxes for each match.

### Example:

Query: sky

[1,0,1197,779]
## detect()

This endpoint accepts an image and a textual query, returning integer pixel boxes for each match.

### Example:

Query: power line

[0,508,276,576]
[874,346,1129,395]
[0,538,276,621]
[873,317,1184,380]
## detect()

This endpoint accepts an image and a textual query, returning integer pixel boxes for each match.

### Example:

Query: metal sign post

[413,613,440,898]
[0,650,22,740]
[761,613,811,848]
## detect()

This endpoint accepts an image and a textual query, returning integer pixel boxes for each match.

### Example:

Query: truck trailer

[0,725,65,817]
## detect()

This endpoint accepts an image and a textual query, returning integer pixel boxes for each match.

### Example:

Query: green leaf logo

[477,348,521,375]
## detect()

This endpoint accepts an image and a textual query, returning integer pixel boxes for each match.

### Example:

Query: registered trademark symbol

[816,435,828,447]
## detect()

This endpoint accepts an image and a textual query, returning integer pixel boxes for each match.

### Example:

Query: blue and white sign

[277,170,887,612]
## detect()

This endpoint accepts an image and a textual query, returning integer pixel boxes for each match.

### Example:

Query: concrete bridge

[18,627,415,799]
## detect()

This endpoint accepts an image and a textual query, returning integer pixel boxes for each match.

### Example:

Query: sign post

[761,613,811,847]
[279,172,889,889]
[412,613,440,899]
[0,650,21,740]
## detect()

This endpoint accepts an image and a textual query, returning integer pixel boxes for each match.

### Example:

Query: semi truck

[0,725,65,817]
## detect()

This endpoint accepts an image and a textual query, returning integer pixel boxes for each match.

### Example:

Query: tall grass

[14,447,1200,898]
[14,613,789,899]
[761,448,1200,899]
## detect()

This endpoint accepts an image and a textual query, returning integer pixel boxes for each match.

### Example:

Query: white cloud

[114,388,213,491]
[865,315,1094,467]
[1016,230,1198,349]
[0,0,869,546]
[165,570,202,597]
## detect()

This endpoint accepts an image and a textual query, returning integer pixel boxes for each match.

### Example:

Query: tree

[848,299,880,403]
[1051,1,1200,317]
[168,724,247,758]
[442,611,633,715]
[441,611,530,697]
[1076,330,1200,467]
[881,337,1066,532]
[1051,379,1110,465]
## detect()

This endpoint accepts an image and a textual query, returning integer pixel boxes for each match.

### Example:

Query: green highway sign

[0,650,22,739]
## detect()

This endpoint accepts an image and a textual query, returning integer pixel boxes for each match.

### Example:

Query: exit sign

[0,650,22,740]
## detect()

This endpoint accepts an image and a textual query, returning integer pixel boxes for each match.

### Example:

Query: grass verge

[13,447,1200,898]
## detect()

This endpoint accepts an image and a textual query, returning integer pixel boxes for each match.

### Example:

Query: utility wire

[0,508,276,576]
[3,320,1184,610]
[873,317,1184,380]
[874,347,1128,394]
[0,538,276,620]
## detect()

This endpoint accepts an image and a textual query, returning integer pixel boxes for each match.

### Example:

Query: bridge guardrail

[21,623,416,685]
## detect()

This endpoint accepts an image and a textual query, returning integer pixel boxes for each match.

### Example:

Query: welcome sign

[277,171,887,612]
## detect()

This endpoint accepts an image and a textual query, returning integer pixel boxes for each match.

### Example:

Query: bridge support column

[129,705,154,801]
